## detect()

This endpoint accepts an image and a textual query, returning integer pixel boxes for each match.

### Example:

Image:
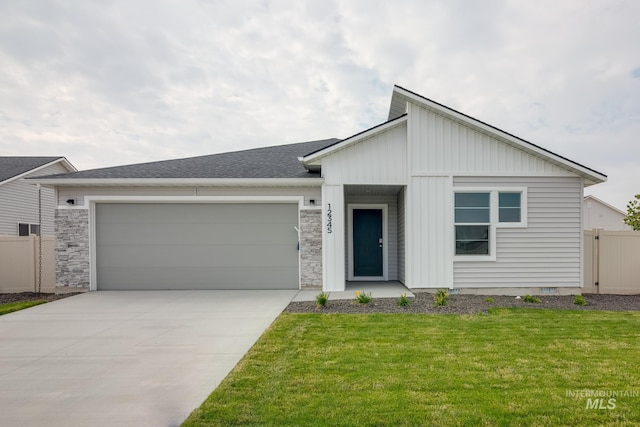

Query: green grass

[0,300,47,316]
[183,309,640,426]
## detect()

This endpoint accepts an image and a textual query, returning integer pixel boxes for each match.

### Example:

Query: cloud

[0,0,638,209]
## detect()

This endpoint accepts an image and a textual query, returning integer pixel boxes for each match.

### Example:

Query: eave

[27,177,325,188]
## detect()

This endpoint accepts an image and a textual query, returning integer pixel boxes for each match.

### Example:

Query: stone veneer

[299,208,322,288]
[55,209,90,288]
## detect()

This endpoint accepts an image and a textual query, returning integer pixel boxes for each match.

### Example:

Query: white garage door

[95,203,299,290]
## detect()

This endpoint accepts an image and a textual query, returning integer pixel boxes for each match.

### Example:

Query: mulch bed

[285,293,640,314]
[0,292,81,305]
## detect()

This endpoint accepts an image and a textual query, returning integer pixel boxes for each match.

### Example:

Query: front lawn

[183,309,640,426]
[0,300,47,316]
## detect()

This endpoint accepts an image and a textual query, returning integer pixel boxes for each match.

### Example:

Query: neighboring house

[583,195,631,230]
[33,85,606,294]
[0,157,76,236]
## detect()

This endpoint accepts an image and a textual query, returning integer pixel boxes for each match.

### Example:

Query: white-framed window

[454,188,527,261]
[454,192,490,256]
[18,223,40,236]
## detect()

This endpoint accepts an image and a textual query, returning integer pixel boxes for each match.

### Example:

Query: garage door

[95,203,299,290]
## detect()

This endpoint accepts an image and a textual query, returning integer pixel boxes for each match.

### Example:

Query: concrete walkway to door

[0,290,297,427]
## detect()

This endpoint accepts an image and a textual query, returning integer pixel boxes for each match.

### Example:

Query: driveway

[0,290,297,427]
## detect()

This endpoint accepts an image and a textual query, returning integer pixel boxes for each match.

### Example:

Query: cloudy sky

[1,0,638,210]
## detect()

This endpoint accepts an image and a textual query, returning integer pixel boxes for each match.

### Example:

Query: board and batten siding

[344,194,399,281]
[453,176,583,288]
[58,186,322,207]
[408,103,577,176]
[321,123,407,186]
[397,187,406,284]
[0,162,68,236]
[406,175,454,289]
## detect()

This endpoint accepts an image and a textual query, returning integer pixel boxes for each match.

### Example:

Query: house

[0,157,76,236]
[33,85,606,294]
[583,195,631,230]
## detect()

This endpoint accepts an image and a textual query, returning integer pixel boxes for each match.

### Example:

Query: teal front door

[353,209,383,277]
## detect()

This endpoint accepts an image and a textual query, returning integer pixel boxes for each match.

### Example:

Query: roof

[35,139,339,182]
[0,157,75,184]
[307,84,604,186]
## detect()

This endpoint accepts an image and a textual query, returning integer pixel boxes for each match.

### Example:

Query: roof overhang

[27,177,325,188]
[389,85,607,187]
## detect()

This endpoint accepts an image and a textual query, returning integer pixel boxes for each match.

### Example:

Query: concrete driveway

[0,290,297,427]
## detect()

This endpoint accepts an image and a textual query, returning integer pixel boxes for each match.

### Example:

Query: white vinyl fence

[584,230,640,294]
[0,236,55,293]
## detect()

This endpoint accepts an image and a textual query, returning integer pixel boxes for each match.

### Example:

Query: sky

[1,0,638,211]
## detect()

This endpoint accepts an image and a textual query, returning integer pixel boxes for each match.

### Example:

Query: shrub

[397,293,412,307]
[355,290,373,304]
[574,294,588,306]
[484,297,494,303]
[433,289,450,307]
[523,294,541,304]
[315,292,329,308]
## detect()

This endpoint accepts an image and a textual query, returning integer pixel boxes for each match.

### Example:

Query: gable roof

[584,195,627,216]
[33,139,339,185]
[300,114,408,169]
[387,85,607,186]
[0,157,76,185]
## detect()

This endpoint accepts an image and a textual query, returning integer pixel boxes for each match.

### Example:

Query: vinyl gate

[583,230,640,294]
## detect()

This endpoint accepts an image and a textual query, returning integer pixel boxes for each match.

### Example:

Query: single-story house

[583,195,631,231]
[0,157,76,236]
[33,85,607,294]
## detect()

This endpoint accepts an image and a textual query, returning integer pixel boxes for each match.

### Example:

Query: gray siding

[344,195,399,280]
[453,176,582,287]
[0,162,68,236]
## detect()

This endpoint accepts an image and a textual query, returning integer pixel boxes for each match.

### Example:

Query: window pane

[499,207,520,222]
[456,240,489,255]
[18,223,29,236]
[456,225,489,240]
[499,192,520,208]
[455,225,489,255]
[455,208,490,223]
[455,192,490,208]
[30,224,41,235]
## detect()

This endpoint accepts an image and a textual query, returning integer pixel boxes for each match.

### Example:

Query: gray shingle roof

[38,139,339,180]
[0,157,64,183]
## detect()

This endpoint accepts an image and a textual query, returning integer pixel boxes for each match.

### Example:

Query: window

[499,192,521,223]
[18,223,40,236]
[454,188,527,259]
[455,193,490,255]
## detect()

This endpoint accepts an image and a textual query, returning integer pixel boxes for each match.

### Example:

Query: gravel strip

[284,293,640,314]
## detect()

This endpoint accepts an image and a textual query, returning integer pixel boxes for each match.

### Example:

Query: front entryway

[348,204,388,280]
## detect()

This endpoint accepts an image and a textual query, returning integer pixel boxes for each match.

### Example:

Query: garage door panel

[96,203,300,290]
[99,266,299,290]
[97,223,298,246]
[97,203,297,224]
[98,243,298,268]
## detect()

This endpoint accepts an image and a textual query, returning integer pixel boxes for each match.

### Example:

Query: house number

[326,203,333,234]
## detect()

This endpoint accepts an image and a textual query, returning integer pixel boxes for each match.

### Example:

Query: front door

[353,209,383,277]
